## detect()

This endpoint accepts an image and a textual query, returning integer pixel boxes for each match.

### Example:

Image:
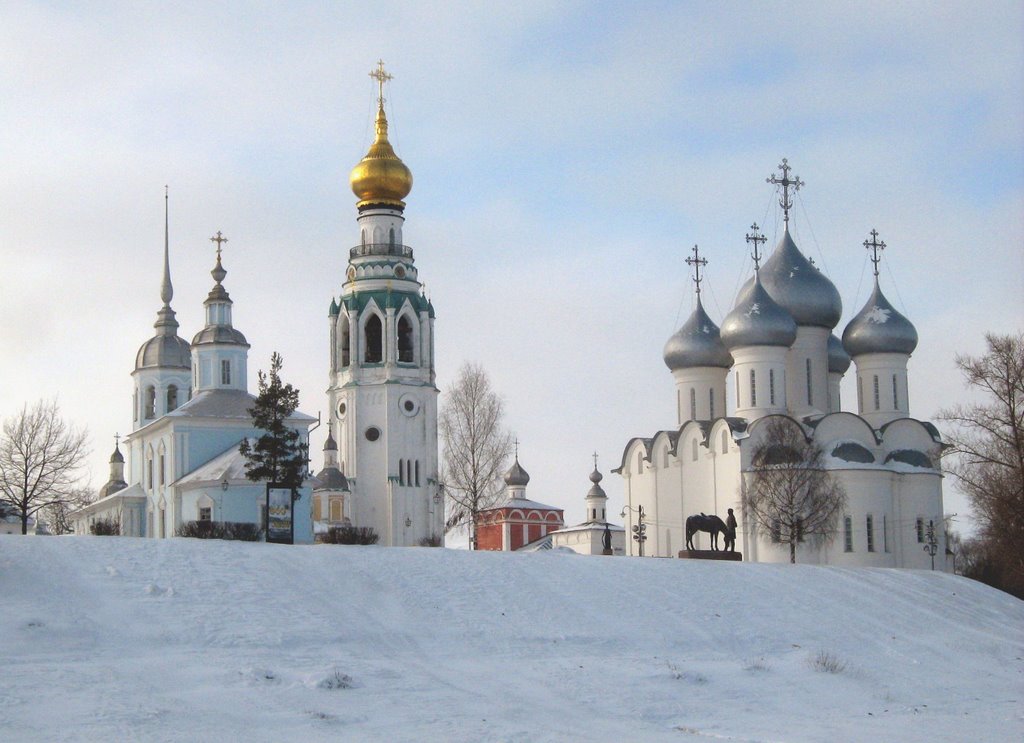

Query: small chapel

[616,161,948,569]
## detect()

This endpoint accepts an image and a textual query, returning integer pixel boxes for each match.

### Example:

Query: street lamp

[621,504,647,557]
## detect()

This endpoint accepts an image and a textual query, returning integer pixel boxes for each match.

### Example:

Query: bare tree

[440,363,513,549]
[938,332,1024,597]
[43,485,95,535]
[0,400,90,534]
[744,417,847,563]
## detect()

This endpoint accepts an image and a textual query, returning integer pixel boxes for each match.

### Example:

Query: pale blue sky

[2,1,1021,534]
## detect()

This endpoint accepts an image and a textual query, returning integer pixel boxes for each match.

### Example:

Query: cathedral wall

[786,326,830,419]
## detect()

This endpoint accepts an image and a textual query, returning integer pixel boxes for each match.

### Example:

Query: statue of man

[602,523,613,555]
[725,508,738,552]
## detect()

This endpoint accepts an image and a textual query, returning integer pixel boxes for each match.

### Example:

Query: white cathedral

[75,64,442,547]
[616,161,948,569]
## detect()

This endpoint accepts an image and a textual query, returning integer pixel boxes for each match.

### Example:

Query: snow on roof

[172,440,252,488]
[552,521,625,535]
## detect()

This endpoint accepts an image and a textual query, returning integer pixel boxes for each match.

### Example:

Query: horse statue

[685,513,729,551]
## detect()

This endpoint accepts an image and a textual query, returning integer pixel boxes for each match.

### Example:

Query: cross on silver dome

[864,229,886,279]
[745,222,766,271]
[766,158,804,224]
[685,244,708,295]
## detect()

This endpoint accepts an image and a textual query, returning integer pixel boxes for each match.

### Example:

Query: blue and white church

[313,63,444,546]
[616,161,948,569]
[73,194,316,541]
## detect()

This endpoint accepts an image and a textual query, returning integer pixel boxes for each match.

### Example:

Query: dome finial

[685,244,707,297]
[161,186,173,307]
[745,222,767,272]
[767,158,804,225]
[590,452,603,484]
[209,231,228,285]
[350,60,413,209]
[864,228,886,281]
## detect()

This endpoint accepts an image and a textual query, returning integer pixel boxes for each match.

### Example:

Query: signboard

[266,483,295,544]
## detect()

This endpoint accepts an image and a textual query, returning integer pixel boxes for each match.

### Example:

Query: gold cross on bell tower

[370,59,393,108]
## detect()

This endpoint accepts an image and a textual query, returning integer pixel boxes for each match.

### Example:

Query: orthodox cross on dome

[369,59,393,108]
[745,222,767,271]
[766,158,804,224]
[685,244,708,295]
[210,231,228,260]
[114,432,120,448]
[592,451,599,470]
[864,228,886,278]
[513,437,520,459]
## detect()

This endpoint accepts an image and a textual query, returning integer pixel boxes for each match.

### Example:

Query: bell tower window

[145,386,156,419]
[340,316,351,367]
[221,360,231,385]
[397,315,414,363]
[167,385,179,412]
[364,315,383,363]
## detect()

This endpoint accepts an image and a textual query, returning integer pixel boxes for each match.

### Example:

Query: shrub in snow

[317,670,354,690]
[176,521,263,541]
[319,526,379,545]
[809,651,846,674]
[90,517,120,536]
[418,535,442,547]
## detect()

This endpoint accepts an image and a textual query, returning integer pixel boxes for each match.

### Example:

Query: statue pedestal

[677,549,742,561]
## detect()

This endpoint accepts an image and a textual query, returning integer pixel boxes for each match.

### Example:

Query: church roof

[756,228,842,329]
[136,334,191,371]
[503,457,530,487]
[828,333,852,374]
[663,296,732,370]
[721,274,797,349]
[165,389,258,420]
[172,440,252,489]
[314,465,349,491]
[842,281,918,357]
[191,325,249,347]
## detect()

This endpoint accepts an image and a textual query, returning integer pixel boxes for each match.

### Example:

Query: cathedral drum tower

[326,62,441,546]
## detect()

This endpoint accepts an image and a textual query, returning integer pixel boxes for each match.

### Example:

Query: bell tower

[327,61,441,547]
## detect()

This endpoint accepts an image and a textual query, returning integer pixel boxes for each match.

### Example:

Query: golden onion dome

[350,104,413,208]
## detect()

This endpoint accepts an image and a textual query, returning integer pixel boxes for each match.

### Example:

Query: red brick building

[475,456,564,551]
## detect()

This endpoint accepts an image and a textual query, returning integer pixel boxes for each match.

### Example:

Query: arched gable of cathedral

[808,412,880,447]
[878,418,944,470]
[614,437,654,476]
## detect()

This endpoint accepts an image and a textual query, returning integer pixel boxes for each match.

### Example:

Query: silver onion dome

[135,333,191,370]
[663,297,733,371]
[828,333,851,374]
[842,281,918,357]
[504,457,530,487]
[755,229,842,329]
[721,274,798,350]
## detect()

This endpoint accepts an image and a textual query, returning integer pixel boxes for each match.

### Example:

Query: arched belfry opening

[397,314,415,363]
[339,315,351,367]
[364,314,383,363]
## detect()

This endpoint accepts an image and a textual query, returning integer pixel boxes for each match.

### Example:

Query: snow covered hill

[1,538,1021,742]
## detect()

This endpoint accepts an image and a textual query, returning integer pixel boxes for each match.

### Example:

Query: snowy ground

[1,537,1021,742]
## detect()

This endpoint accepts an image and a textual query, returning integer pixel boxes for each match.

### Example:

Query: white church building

[73,198,316,541]
[311,63,445,547]
[616,161,948,569]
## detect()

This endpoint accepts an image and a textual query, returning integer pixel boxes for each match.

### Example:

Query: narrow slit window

[844,516,853,552]
[736,372,740,407]
[691,439,698,462]
[806,358,813,406]
[916,517,924,543]
[221,359,231,385]
[399,459,404,485]
[750,369,756,407]
[892,375,899,409]
[873,375,880,410]
[689,388,696,421]
[769,368,776,406]
[415,460,420,487]
[866,514,875,552]
[709,388,715,419]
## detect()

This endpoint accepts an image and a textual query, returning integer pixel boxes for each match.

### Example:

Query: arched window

[388,226,396,248]
[750,369,757,407]
[339,315,351,367]
[689,388,696,421]
[397,315,414,363]
[866,514,875,552]
[399,459,405,485]
[691,438,698,462]
[721,430,728,454]
[769,368,776,406]
[709,388,715,419]
[167,385,178,412]
[873,375,880,410]
[415,460,420,487]
[857,375,864,410]
[844,516,853,552]
[636,452,643,474]
[364,314,383,363]
[221,359,231,385]
[892,375,899,409]
[145,386,156,419]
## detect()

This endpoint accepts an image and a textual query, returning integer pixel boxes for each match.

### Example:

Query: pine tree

[239,353,307,497]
